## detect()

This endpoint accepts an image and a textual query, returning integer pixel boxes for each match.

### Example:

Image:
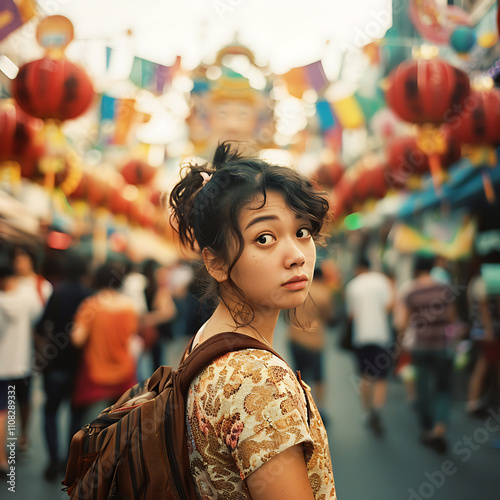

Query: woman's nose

[284,241,306,269]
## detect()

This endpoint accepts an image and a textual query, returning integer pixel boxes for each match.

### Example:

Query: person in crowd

[0,259,42,475]
[121,258,148,315]
[466,251,500,417]
[183,260,217,339]
[288,265,333,424]
[398,256,457,454]
[345,256,395,436]
[35,251,92,481]
[141,259,177,372]
[168,141,336,499]
[10,245,54,451]
[10,245,53,307]
[70,262,139,434]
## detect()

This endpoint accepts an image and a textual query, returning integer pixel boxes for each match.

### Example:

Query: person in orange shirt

[70,262,139,433]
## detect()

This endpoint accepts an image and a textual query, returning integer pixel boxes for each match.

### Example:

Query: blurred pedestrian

[10,245,52,307]
[141,259,177,372]
[345,256,395,436]
[398,256,457,454]
[0,259,42,473]
[288,265,332,423]
[466,251,500,417]
[184,261,217,339]
[121,258,148,315]
[35,251,92,481]
[70,262,139,434]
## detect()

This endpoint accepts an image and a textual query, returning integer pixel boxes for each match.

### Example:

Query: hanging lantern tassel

[39,120,67,190]
[52,148,83,214]
[0,161,22,191]
[416,125,447,191]
[470,146,497,204]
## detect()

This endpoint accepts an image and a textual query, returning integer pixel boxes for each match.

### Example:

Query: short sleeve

[206,350,313,480]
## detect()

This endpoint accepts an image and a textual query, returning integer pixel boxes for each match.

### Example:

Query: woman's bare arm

[246,444,315,500]
[71,322,90,348]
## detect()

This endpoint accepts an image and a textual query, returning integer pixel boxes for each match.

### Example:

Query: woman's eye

[297,227,312,238]
[256,234,275,245]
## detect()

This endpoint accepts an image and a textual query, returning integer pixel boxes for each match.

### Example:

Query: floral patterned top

[186,348,336,499]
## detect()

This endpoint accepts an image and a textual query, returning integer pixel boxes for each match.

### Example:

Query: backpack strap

[169,332,311,498]
[177,332,287,394]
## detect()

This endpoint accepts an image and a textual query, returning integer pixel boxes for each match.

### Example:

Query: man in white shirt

[345,257,395,435]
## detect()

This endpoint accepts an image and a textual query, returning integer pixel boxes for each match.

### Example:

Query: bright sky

[29,0,392,74]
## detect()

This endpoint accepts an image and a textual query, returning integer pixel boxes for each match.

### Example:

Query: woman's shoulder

[218,347,290,370]
[193,347,298,389]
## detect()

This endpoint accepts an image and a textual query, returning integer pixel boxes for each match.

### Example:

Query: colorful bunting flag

[316,99,337,132]
[304,60,328,92]
[355,91,386,121]
[105,46,112,70]
[129,56,180,95]
[100,94,115,121]
[0,0,36,41]
[282,60,329,99]
[99,94,136,146]
[330,95,365,129]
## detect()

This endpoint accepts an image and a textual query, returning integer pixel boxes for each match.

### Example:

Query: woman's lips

[282,276,308,290]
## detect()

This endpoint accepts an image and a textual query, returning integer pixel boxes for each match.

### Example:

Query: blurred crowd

[0,242,499,483]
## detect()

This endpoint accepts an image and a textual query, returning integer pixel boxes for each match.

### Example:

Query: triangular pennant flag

[105,46,112,70]
[316,99,337,132]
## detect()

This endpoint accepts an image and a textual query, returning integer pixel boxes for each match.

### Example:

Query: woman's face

[227,190,317,312]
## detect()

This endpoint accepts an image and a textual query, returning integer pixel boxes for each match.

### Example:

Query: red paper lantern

[331,174,356,218]
[0,102,45,162]
[385,58,470,125]
[385,132,461,189]
[451,89,500,146]
[12,57,94,121]
[353,165,387,202]
[313,160,345,188]
[130,200,156,228]
[70,172,109,207]
[385,136,429,189]
[121,159,156,186]
[109,185,132,216]
[149,188,163,206]
[87,176,110,208]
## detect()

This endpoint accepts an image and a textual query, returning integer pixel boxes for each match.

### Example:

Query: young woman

[169,142,336,500]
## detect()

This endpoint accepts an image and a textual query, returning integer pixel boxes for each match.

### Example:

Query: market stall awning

[397,157,500,218]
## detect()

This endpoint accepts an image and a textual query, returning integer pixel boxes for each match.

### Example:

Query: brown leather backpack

[62,332,286,500]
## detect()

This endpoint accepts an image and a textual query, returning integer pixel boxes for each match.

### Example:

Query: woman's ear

[202,248,228,283]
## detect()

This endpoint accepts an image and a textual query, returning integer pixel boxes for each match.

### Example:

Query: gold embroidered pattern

[186,349,336,499]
